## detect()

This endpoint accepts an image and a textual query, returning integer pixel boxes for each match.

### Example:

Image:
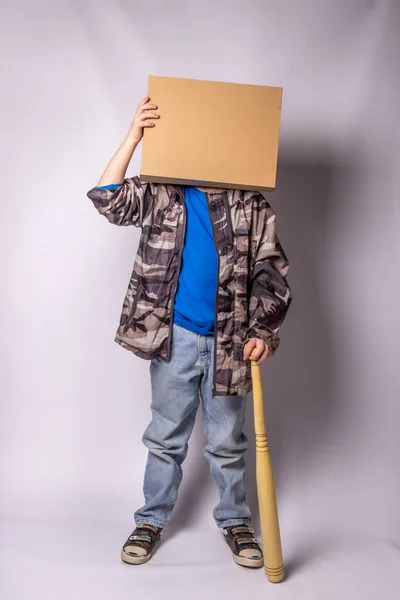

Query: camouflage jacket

[86,177,292,396]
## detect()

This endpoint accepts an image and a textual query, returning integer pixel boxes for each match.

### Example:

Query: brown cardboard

[140,75,283,192]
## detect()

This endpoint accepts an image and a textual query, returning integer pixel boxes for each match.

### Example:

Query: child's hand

[127,96,160,143]
[243,338,270,364]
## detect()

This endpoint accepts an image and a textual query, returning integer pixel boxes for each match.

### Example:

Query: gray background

[1,0,399,598]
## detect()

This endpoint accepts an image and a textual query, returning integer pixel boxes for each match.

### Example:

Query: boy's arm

[243,197,292,357]
[86,96,160,227]
[87,174,154,227]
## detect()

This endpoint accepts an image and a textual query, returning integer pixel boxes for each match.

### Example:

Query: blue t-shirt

[173,186,217,335]
[96,183,218,335]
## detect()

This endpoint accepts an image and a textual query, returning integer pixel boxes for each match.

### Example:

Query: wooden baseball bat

[250,355,284,582]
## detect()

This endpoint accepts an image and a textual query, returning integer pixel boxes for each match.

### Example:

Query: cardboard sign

[140,75,283,192]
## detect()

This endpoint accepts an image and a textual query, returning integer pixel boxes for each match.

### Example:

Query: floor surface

[1,520,399,599]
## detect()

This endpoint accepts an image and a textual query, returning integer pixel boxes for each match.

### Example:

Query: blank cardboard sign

[140,75,283,192]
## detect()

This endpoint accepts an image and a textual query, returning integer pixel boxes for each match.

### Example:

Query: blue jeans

[134,322,252,529]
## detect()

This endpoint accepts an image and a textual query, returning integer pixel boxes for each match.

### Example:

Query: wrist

[124,133,141,147]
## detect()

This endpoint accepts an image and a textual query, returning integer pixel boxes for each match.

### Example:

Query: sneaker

[222,524,263,568]
[121,523,163,565]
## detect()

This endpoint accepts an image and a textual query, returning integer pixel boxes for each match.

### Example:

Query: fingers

[243,339,254,361]
[139,105,158,114]
[134,100,160,130]
[138,112,160,129]
[138,95,150,106]
[138,112,159,120]
[138,96,158,112]
[255,344,270,365]
[249,339,264,361]
[127,97,159,141]
[243,338,270,363]
[136,96,159,129]
[243,338,262,361]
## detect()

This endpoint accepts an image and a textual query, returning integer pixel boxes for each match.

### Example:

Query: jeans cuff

[216,518,251,529]
[135,518,166,529]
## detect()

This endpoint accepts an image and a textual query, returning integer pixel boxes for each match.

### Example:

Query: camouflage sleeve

[86,176,156,227]
[243,198,292,356]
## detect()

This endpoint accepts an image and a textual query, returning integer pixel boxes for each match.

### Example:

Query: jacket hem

[114,334,156,360]
[114,334,252,396]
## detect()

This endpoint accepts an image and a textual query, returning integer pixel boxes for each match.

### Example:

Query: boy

[86,96,292,568]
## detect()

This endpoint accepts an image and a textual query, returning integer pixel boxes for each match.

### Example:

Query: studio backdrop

[1,1,399,598]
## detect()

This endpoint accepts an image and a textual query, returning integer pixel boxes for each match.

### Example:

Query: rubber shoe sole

[121,536,161,565]
[121,547,153,565]
[232,552,264,568]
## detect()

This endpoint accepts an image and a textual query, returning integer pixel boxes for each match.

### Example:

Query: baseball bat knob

[265,564,284,583]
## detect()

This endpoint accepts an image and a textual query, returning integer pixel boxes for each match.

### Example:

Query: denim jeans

[134,322,252,529]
